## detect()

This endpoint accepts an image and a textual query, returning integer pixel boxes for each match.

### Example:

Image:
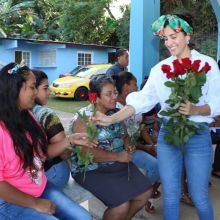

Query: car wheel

[74,87,88,101]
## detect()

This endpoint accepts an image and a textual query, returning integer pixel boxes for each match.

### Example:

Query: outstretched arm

[47,132,95,158]
[73,118,132,163]
[94,105,135,126]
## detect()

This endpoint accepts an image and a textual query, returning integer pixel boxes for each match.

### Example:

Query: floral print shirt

[67,105,125,176]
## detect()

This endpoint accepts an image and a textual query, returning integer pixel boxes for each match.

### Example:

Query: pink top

[0,122,47,197]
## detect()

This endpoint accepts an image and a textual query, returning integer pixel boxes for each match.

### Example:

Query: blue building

[0,37,117,83]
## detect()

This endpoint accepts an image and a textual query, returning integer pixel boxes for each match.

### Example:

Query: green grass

[46,94,88,113]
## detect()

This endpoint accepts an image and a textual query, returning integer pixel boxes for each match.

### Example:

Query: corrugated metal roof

[0,37,119,49]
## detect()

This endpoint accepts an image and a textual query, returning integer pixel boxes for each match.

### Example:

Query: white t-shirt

[126,50,220,123]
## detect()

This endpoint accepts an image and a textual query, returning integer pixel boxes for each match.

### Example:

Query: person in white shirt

[94,14,220,220]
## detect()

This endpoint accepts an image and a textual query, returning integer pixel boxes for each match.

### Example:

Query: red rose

[166,72,173,79]
[199,62,211,73]
[181,58,192,70]
[88,92,97,104]
[192,60,201,72]
[161,64,171,74]
[173,59,185,76]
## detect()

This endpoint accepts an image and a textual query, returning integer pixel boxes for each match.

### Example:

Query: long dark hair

[0,63,47,171]
[112,71,136,94]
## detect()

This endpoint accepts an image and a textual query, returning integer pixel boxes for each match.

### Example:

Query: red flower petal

[192,60,201,72]
[161,64,171,74]
[173,59,185,76]
[199,62,211,73]
[181,57,191,69]
[88,92,97,103]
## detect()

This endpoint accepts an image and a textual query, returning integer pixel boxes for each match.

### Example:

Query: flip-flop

[144,201,156,214]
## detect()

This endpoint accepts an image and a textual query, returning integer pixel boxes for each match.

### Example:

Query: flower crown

[8,60,26,75]
[151,14,193,37]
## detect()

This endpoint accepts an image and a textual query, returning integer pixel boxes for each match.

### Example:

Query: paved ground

[55,109,220,220]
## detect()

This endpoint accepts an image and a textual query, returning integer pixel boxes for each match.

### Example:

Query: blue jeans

[158,123,214,220]
[46,160,70,190]
[0,182,92,220]
[132,150,160,184]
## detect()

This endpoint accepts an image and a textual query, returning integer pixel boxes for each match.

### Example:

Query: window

[77,52,92,65]
[39,50,56,67]
[15,51,31,67]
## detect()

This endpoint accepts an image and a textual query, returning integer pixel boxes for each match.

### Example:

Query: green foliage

[75,108,97,179]
[160,0,217,59]
[116,5,130,49]
[0,0,217,56]
[0,0,35,37]
[200,39,217,59]
[60,0,115,44]
[75,146,93,167]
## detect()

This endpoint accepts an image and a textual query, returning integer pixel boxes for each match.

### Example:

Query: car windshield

[70,66,84,75]
[89,67,109,78]
[75,67,96,78]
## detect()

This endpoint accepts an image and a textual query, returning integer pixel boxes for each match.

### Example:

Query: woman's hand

[179,101,211,116]
[34,198,56,215]
[178,100,196,115]
[125,145,136,153]
[116,151,132,163]
[68,133,97,148]
[92,111,113,126]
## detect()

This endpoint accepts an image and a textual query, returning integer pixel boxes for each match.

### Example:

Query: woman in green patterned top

[68,74,153,220]
[32,69,71,189]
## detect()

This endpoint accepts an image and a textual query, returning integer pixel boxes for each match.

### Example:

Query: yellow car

[50,64,112,101]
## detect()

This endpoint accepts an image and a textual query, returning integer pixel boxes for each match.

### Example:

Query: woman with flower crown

[0,63,93,219]
[94,14,220,220]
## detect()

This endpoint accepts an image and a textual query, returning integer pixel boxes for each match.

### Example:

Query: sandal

[144,201,156,214]
[151,189,161,199]
[180,193,194,207]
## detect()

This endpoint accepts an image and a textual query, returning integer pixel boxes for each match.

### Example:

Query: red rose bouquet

[160,58,211,147]
[76,93,97,178]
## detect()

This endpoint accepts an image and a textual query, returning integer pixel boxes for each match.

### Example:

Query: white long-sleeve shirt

[126,50,220,123]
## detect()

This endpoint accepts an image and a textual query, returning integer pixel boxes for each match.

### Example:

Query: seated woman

[32,69,70,190]
[113,71,161,213]
[0,63,93,220]
[68,74,152,220]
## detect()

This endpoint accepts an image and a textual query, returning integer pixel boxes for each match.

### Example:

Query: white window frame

[15,50,31,67]
[77,51,93,65]
[38,50,56,67]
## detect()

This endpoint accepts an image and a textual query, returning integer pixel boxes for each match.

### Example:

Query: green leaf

[164,81,176,88]
[183,135,190,143]
[190,86,201,103]
[196,72,206,86]
[159,110,171,116]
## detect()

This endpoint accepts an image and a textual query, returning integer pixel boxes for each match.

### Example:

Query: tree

[60,0,117,44]
[0,0,35,37]
[116,5,130,49]
[20,0,62,40]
